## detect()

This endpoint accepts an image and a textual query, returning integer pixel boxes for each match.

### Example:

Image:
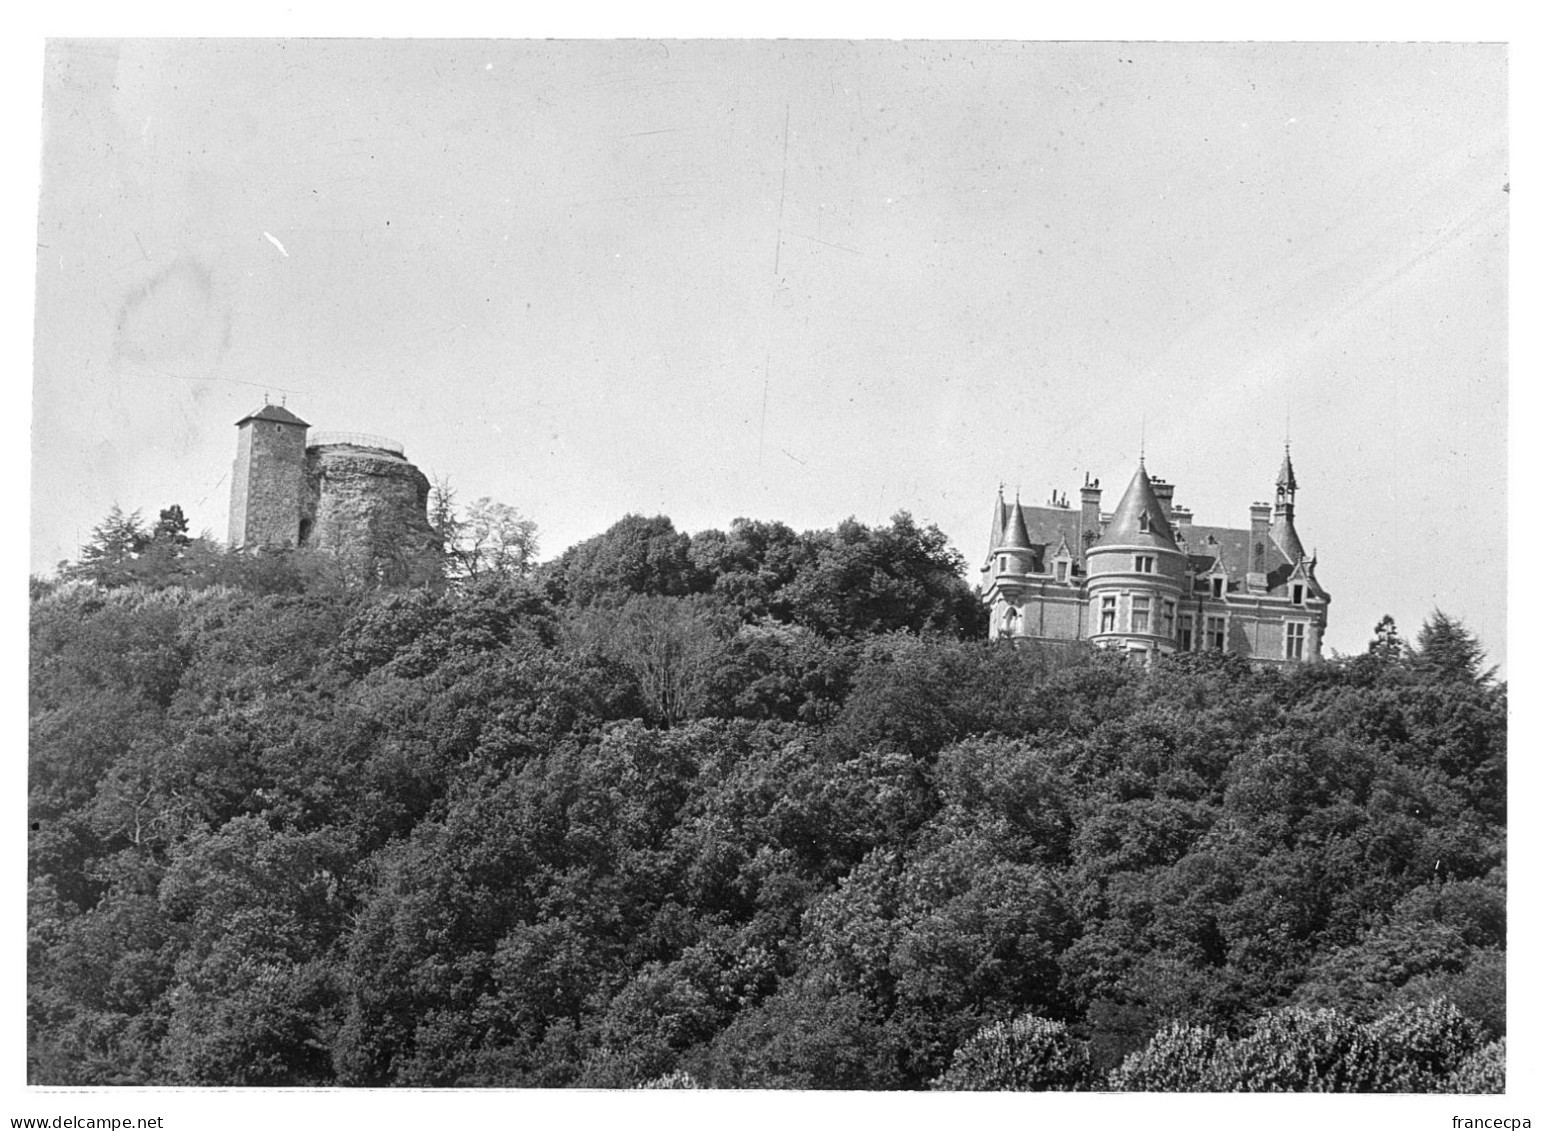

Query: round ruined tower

[298,432,438,565]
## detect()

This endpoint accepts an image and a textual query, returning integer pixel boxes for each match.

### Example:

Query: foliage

[433,481,539,580]
[1108,1000,1493,1093]
[1447,1039,1505,1094]
[932,1014,1092,1091]
[29,510,1506,1092]
[1104,1022,1218,1091]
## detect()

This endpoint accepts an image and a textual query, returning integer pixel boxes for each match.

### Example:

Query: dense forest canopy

[28,505,1504,1090]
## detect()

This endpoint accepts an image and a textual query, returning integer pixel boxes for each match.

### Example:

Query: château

[982,451,1328,663]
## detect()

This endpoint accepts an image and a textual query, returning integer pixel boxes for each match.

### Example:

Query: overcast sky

[30,39,1507,667]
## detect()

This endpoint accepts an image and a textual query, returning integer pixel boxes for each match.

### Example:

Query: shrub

[932,1014,1091,1091]
[1365,999,1486,1091]
[1200,1008,1386,1092]
[1106,1022,1219,1091]
[640,1069,702,1089]
[1446,1040,1504,1094]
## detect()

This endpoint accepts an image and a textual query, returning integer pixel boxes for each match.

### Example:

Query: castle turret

[1084,461,1186,661]
[229,404,310,548]
[1271,446,1306,564]
[301,434,437,573]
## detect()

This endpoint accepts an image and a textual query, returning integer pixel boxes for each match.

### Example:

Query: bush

[932,1014,1091,1091]
[1106,1022,1218,1091]
[640,1069,702,1089]
[1200,1008,1385,1092]
[1365,999,1486,1091]
[1447,1040,1504,1094]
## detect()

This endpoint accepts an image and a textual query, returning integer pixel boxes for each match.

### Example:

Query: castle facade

[982,452,1328,664]
[228,404,437,562]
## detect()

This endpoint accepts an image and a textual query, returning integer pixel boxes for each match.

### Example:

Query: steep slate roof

[236,404,311,428]
[1277,447,1298,493]
[1177,523,1301,595]
[1270,513,1306,566]
[1100,463,1179,549]
[991,503,1091,574]
[1000,499,1033,550]
[985,491,1009,554]
[985,461,1320,597]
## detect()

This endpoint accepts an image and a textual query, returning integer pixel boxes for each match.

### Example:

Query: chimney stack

[1247,502,1272,591]
[1080,474,1102,548]
[1149,477,1176,524]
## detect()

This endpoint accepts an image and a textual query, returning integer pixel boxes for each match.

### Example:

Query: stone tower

[227,406,442,580]
[229,404,310,548]
[300,436,437,564]
[1084,461,1187,663]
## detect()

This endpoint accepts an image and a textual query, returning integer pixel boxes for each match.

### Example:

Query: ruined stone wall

[300,444,437,568]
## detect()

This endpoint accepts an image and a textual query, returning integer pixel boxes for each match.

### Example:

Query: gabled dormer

[1198,537,1231,599]
[1050,531,1076,584]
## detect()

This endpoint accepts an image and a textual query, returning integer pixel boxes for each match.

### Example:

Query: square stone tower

[229,404,310,548]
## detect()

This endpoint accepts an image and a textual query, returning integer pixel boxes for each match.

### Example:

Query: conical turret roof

[1101,462,1179,549]
[1000,497,1032,550]
[986,490,1009,553]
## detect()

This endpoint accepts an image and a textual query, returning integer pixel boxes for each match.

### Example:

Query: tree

[65,506,149,588]
[932,1014,1093,1091]
[541,514,704,607]
[782,513,987,639]
[579,596,734,727]
[1447,1039,1505,1093]
[1105,1022,1219,1091]
[690,980,901,1089]
[1368,615,1407,664]
[151,506,191,547]
[455,498,539,579]
[1413,611,1495,685]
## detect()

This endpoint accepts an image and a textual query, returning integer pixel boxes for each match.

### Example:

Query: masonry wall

[300,444,437,565]
[229,419,308,547]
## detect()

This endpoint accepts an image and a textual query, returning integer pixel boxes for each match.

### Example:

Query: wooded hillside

[28,511,1504,1090]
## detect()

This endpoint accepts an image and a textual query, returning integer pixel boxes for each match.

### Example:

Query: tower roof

[1276,447,1298,493]
[986,489,1009,553]
[1101,463,1179,549]
[1271,514,1306,564]
[1000,498,1033,550]
[236,404,310,428]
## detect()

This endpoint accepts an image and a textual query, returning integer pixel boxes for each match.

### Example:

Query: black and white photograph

[17,23,1516,1130]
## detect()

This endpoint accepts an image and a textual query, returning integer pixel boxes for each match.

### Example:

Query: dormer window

[1139,510,1151,533]
[1055,561,1068,582]
[1134,555,1154,574]
[1211,577,1225,599]
[1291,583,1305,605]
